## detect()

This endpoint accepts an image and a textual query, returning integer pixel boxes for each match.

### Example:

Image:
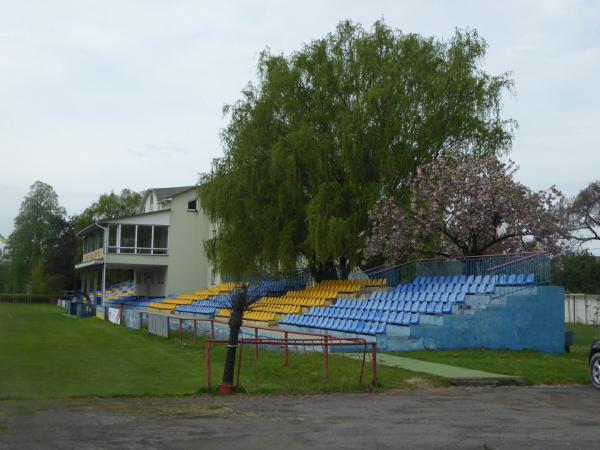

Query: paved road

[1,386,598,449]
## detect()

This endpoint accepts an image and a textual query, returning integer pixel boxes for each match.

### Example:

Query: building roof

[150,186,196,202]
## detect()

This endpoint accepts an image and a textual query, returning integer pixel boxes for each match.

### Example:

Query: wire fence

[361,252,552,289]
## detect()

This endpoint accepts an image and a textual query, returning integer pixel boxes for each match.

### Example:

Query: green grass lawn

[390,323,598,384]
[0,304,443,400]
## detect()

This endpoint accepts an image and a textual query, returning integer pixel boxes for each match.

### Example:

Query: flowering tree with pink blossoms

[364,150,563,264]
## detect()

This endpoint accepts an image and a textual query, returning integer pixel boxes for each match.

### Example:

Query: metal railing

[361,252,552,288]
[107,246,168,255]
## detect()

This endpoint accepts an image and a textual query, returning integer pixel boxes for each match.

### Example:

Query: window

[137,225,152,254]
[153,226,168,255]
[120,225,136,253]
[187,199,197,211]
[108,224,117,248]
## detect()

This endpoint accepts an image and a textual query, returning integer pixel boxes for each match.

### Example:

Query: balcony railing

[107,246,168,256]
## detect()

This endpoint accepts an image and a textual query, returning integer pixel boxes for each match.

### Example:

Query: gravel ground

[1,385,598,449]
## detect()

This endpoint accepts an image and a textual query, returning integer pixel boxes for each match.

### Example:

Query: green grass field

[391,323,597,384]
[0,304,443,400]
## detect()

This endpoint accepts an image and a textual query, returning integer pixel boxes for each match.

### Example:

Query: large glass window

[120,225,136,253]
[137,225,152,254]
[153,226,168,255]
[108,224,117,248]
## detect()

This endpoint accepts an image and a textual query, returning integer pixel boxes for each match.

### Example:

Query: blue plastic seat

[447,292,456,303]
[397,300,405,311]
[404,301,412,312]
[355,320,366,334]
[526,273,535,285]
[367,310,376,321]
[394,311,404,325]
[497,274,508,285]
[425,292,434,302]
[516,274,525,285]
[401,313,411,325]
[432,292,441,302]
[409,313,419,325]
[390,300,398,310]
[442,302,452,314]
[434,302,443,314]
[418,301,427,313]
[440,292,449,302]
[381,310,390,322]
[507,274,516,285]
[426,302,435,314]
[411,301,420,313]
[375,322,386,334]
[455,292,465,303]
[418,292,427,302]
[481,275,491,285]
[473,275,483,284]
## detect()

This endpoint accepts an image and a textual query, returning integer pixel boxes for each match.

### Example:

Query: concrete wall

[565,294,600,324]
[165,189,215,295]
[385,286,565,354]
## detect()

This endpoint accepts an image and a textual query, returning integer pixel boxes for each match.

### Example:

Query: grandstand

[95,252,564,354]
[278,254,564,354]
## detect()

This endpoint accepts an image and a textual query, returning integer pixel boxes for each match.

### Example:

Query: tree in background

[5,181,67,293]
[43,215,78,291]
[73,189,142,232]
[364,150,562,264]
[564,180,600,245]
[200,20,515,281]
[553,251,600,294]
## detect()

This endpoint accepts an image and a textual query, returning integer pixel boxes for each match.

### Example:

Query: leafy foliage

[4,181,67,292]
[199,20,515,280]
[364,150,563,263]
[73,189,142,232]
[553,251,600,294]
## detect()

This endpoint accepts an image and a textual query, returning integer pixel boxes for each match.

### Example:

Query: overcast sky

[1,0,599,246]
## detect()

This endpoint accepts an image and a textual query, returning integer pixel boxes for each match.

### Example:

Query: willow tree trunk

[221,299,244,386]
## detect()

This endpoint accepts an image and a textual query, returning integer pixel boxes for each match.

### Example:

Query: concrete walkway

[344,353,524,385]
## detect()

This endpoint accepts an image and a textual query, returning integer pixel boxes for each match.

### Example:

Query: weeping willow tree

[199,20,514,281]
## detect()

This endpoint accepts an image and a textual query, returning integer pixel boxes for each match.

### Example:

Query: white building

[75,186,218,298]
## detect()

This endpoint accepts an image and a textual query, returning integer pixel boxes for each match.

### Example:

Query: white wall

[164,189,214,295]
[565,294,600,324]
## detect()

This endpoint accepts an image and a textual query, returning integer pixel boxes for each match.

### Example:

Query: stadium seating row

[282,311,421,334]
[367,291,467,303]
[411,273,535,287]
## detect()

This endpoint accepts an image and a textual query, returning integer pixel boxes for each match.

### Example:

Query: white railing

[107,246,168,256]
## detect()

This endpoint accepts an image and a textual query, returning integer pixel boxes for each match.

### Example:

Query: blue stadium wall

[381,286,565,354]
